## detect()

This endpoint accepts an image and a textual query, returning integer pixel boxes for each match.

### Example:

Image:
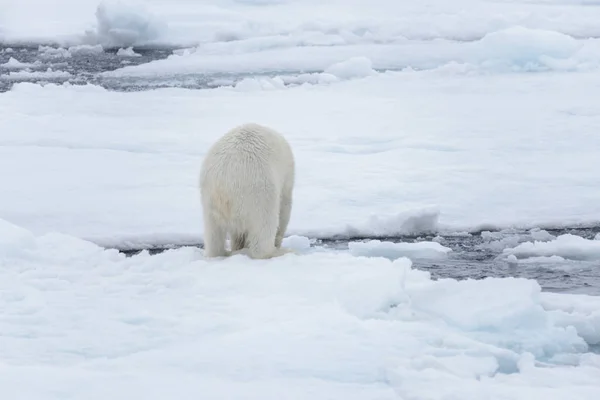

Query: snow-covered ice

[0,68,71,81]
[4,0,600,50]
[479,229,558,252]
[1,68,600,248]
[116,46,141,57]
[1,218,599,399]
[68,43,104,56]
[37,45,72,59]
[2,1,600,397]
[0,57,37,70]
[504,234,600,262]
[349,239,452,260]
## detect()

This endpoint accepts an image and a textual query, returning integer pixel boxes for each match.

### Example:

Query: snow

[0,68,71,81]
[38,45,72,59]
[0,217,599,399]
[2,66,600,247]
[503,234,600,261]
[349,240,452,260]
[116,46,142,57]
[0,57,37,70]
[68,43,104,56]
[3,0,600,50]
[479,229,558,252]
[323,57,377,80]
[281,234,312,251]
[2,1,600,398]
[103,26,600,79]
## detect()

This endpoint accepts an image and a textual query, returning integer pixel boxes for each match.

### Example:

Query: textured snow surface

[4,0,600,48]
[1,218,599,399]
[1,69,599,248]
[349,239,453,260]
[4,1,600,78]
[504,234,600,261]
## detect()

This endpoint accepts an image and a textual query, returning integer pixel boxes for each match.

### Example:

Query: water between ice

[121,227,600,296]
[3,45,600,296]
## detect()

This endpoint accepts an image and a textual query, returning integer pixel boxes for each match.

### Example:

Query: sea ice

[0,68,71,81]
[0,218,598,399]
[503,234,600,261]
[1,68,600,246]
[116,46,141,57]
[0,57,36,70]
[349,239,452,260]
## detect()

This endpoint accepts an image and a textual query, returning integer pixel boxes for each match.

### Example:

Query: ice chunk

[324,57,377,80]
[0,68,71,81]
[281,235,311,251]
[517,255,568,264]
[503,234,600,261]
[0,57,36,70]
[529,228,556,242]
[479,229,557,252]
[38,46,71,58]
[68,44,104,56]
[116,47,141,57]
[542,292,600,345]
[475,26,582,67]
[349,239,452,260]
[342,208,440,239]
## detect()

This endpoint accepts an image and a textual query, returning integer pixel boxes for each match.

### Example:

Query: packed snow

[104,26,600,79]
[0,57,37,70]
[349,239,452,260]
[37,45,73,59]
[0,68,72,81]
[478,229,558,252]
[4,0,600,50]
[1,218,599,399]
[2,1,600,398]
[116,46,141,57]
[504,234,600,262]
[68,43,104,56]
[1,68,600,248]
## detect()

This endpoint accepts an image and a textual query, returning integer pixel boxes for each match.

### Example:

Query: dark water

[120,227,600,296]
[3,45,600,296]
[0,45,304,92]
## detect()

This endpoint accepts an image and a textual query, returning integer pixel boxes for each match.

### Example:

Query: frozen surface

[3,2,600,396]
[349,239,452,260]
[1,67,600,248]
[504,234,600,261]
[5,0,600,50]
[0,57,37,70]
[0,68,72,81]
[104,26,600,79]
[116,47,142,57]
[1,218,599,399]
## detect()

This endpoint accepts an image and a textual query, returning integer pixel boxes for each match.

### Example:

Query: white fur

[199,123,295,259]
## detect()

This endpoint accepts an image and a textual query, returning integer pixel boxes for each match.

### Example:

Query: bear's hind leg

[231,231,247,251]
[246,199,280,259]
[203,212,228,258]
[247,224,278,259]
[275,188,293,248]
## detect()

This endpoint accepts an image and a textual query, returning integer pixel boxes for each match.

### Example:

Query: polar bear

[199,122,295,259]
